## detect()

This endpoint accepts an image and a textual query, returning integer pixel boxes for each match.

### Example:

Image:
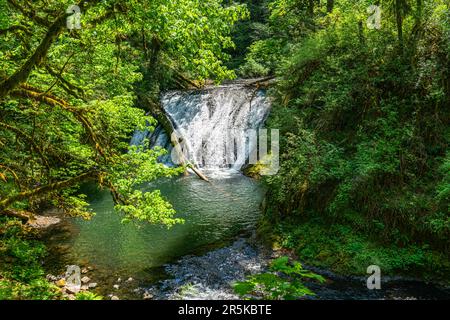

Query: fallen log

[244,76,276,89]
[138,94,210,182]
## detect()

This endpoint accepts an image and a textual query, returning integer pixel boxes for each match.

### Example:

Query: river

[45,173,265,299]
[43,82,449,300]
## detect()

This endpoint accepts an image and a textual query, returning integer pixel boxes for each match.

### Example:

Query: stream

[43,82,449,300]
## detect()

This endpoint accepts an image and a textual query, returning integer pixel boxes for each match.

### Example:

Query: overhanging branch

[0,171,98,211]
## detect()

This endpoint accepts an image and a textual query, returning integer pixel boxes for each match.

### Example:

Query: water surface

[55,174,264,278]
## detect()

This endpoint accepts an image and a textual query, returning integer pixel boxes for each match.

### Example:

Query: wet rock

[147,239,270,300]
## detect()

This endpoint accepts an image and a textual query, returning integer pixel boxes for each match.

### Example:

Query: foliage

[233,256,325,300]
[75,291,103,300]
[0,0,246,225]
[242,0,450,279]
[267,217,450,283]
[0,0,247,300]
[225,0,270,71]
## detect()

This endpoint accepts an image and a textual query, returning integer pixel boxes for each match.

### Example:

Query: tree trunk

[358,20,365,46]
[0,0,100,99]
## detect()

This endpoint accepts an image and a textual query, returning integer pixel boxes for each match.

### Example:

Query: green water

[57,174,264,277]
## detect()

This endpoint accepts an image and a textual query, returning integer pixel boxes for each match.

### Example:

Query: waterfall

[132,82,271,174]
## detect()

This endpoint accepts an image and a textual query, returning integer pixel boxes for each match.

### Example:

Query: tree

[0,0,247,224]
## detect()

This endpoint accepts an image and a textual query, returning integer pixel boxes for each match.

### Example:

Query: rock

[65,265,81,280]
[113,284,120,290]
[117,277,122,282]
[126,277,133,282]
[81,268,89,274]
[27,215,61,229]
[65,284,81,294]
[81,285,89,291]
[56,279,66,287]
[81,276,91,284]
[88,283,98,289]
[143,292,153,300]
[150,239,269,300]
[111,296,120,300]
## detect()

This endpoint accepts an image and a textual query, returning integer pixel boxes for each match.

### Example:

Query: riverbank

[257,215,450,288]
[3,210,448,300]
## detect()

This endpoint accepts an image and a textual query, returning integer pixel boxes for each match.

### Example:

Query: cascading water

[131,82,271,174]
[47,82,270,299]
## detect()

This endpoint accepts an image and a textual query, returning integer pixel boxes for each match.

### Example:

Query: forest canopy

[0,0,449,301]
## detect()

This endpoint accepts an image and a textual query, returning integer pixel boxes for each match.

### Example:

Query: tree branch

[0,121,51,169]
[44,64,85,99]
[0,24,31,36]
[0,171,98,211]
[6,0,52,28]
[0,12,68,99]
[0,0,101,99]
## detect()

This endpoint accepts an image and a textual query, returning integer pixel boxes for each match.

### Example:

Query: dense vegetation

[0,0,449,300]
[239,0,449,281]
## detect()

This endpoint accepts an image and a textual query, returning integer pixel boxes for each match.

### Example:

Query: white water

[131,83,271,174]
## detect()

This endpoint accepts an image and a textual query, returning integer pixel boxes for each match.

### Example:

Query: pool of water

[45,173,265,294]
